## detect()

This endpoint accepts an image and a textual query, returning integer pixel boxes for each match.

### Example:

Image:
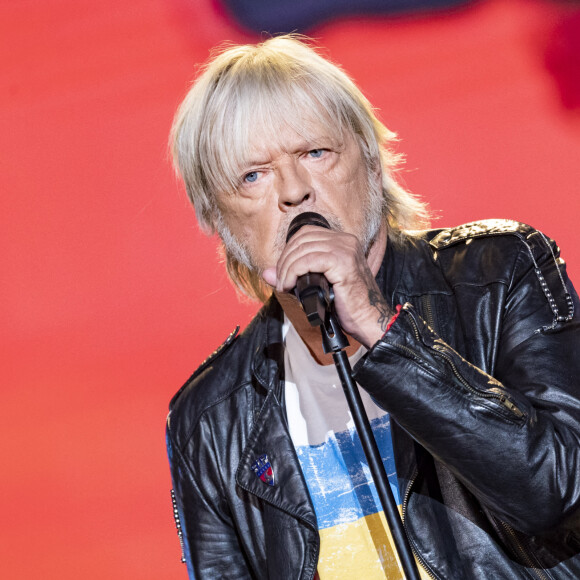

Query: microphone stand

[301,285,420,580]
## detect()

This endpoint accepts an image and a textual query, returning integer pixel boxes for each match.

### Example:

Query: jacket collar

[250,297,285,395]
[378,232,452,302]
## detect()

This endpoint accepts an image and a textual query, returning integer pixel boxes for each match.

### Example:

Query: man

[166,35,580,579]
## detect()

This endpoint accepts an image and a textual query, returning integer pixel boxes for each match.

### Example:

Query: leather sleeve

[166,419,254,579]
[353,235,580,536]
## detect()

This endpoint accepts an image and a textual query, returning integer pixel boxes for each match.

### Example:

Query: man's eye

[244,171,259,183]
[308,149,324,158]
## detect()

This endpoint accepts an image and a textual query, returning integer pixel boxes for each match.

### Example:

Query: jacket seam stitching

[175,380,254,449]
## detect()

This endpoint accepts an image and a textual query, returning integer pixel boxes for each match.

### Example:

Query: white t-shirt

[283,317,405,579]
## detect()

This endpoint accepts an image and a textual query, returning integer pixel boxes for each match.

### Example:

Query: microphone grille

[286,212,331,243]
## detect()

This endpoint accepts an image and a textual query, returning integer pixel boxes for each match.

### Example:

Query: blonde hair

[170,35,429,301]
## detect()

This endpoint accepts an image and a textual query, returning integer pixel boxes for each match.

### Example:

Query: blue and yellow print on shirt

[295,413,406,579]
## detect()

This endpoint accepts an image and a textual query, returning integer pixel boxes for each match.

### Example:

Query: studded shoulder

[429,219,535,249]
[429,219,574,332]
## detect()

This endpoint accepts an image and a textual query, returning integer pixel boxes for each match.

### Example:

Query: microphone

[285,212,333,326]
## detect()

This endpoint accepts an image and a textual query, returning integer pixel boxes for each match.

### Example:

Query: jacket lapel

[236,388,318,530]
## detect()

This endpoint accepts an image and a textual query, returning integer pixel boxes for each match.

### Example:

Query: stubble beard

[216,178,385,278]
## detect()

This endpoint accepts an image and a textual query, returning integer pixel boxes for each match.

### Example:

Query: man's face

[215,120,381,274]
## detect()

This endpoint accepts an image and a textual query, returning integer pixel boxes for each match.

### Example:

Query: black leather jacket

[167,221,580,579]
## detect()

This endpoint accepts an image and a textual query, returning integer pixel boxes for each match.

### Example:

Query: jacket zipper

[403,308,548,577]
[403,470,552,580]
[433,347,525,419]
[421,295,436,331]
[170,489,187,564]
[401,468,438,579]
[498,519,552,580]
[404,312,525,419]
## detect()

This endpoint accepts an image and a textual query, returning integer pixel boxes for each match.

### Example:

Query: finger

[276,227,350,282]
[276,233,347,290]
[276,249,339,292]
[261,267,277,287]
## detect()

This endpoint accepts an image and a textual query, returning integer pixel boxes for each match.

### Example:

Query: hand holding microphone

[262,210,391,348]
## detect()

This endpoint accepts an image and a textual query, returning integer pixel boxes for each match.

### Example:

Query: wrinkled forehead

[206,82,353,194]
[241,111,345,164]
[236,97,346,163]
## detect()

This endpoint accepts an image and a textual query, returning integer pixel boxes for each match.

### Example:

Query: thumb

[261,267,277,287]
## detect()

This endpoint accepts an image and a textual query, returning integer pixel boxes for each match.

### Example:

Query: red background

[2,0,579,577]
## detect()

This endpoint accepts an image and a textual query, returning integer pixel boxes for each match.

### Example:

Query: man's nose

[277,160,314,209]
